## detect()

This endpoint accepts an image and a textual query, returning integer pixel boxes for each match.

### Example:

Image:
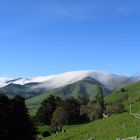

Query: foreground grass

[41,112,140,140]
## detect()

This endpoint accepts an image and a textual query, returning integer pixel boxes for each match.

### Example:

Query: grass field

[41,112,140,140]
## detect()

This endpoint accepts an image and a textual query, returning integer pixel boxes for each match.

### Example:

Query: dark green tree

[51,106,65,132]
[51,97,81,129]
[0,93,11,140]
[0,94,36,140]
[36,95,62,125]
[95,83,105,119]
[10,95,36,140]
[61,97,81,125]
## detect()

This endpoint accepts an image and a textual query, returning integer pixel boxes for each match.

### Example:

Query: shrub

[106,102,125,114]
[42,131,51,137]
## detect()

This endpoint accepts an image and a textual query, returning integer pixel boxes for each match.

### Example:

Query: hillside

[1,83,44,98]
[40,81,140,140]
[26,77,110,109]
[105,81,140,106]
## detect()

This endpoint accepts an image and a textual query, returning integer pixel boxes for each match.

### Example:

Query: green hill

[105,81,140,106]
[1,83,44,99]
[26,77,110,109]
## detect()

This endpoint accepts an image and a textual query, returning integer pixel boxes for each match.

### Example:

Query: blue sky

[0,0,140,77]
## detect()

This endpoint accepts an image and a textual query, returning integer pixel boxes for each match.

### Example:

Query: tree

[0,94,36,140]
[51,106,65,132]
[78,94,89,105]
[80,103,100,123]
[51,97,81,128]
[36,95,61,125]
[0,93,11,140]
[106,101,125,114]
[10,95,36,140]
[61,97,81,125]
[95,83,105,119]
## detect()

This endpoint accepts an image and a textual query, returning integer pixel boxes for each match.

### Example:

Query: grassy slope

[105,81,140,105]
[26,78,105,109]
[42,113,140,140]
[26,83,96,108]
[41,81,140,140]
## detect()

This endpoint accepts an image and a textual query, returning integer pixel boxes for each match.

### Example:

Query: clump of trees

[0,93,36,140]
[35,83,107,133]
[35,83,126,137]
[51,97,81,132]
[36,96,81,132]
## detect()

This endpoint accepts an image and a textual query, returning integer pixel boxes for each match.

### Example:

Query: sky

[0,0,140,77]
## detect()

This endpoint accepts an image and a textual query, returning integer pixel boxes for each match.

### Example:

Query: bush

[42,131,51,137]
[106,102,125,114]
[120,88,127,92]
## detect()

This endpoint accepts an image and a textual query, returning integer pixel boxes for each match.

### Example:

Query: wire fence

[116,136,140,140]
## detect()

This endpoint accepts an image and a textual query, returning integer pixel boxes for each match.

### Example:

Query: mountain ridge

[0,70,139,88]
[0,70,140,99]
